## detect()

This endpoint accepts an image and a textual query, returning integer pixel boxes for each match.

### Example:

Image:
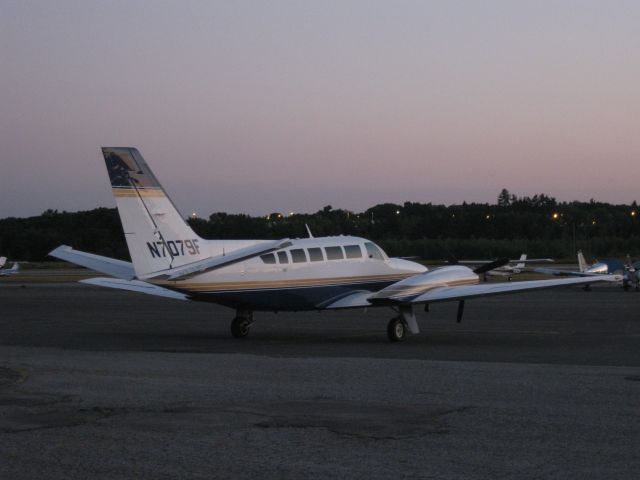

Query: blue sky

[1,0,639,218]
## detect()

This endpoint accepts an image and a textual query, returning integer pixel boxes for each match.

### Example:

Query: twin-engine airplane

[50,148,620,342]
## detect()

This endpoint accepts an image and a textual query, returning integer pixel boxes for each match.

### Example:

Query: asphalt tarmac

[1,282,639,479]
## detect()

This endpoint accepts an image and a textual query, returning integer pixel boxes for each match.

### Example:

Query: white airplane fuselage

[154,235,427,311]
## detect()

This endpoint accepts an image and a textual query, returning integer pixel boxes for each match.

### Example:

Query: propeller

[473,258,509,274]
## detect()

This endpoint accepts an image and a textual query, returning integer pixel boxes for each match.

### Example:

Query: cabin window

[365,242,384,260]
[277,251,289,264]
[308,247,324,262]
[290,249,307,263]
[344,245,362,259]
[260,253,276,264]
[325,246,344,260]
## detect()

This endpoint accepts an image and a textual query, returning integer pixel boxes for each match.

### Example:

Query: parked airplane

[627,259,640,291]
[533,250,634,290]
[50,148,619,341]
[461,254,554,280]
[0,257,6,268]
[0,262,20,276]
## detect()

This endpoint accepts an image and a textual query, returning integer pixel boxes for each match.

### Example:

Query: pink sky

[1,1,639,218]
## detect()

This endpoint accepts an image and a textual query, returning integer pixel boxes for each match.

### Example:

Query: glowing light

[552,212,560,220]
[632,210,637,217]
[396,210,401,215]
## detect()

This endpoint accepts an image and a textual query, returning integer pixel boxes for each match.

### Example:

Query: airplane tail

[515,253,527,270]
[10,263,19,272]
[0,257,6,268]
[102,147,209,278]
[577,250,587,272]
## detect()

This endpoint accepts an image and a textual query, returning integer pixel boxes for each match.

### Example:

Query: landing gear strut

[231,310,253,338]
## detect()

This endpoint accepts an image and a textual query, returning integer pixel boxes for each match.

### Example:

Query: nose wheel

[231,311,253,338]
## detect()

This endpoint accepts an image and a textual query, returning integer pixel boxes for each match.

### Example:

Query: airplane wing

[404,276,618,303]
[49,245,135,280]
[323,273,620,309]
[144,238,292,280]
[531,267,594,277]
[80,278,189,300]
[460,258,553,264]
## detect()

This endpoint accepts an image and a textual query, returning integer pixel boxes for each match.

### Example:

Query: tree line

[1,189,638,262]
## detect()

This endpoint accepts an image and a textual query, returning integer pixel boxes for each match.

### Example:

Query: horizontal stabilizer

[80,277,189,300]
[49,245,135,280]
[144,238,292,280]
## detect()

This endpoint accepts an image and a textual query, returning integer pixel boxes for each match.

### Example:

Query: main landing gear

[386,305,420,342]
[387,317,407,342]
[386,301,466,342]
[231,310,253,338]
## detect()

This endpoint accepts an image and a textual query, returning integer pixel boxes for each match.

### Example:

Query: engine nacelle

[369,265,479,304]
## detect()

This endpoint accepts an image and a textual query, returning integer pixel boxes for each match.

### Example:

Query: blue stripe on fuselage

[187,280,394,311]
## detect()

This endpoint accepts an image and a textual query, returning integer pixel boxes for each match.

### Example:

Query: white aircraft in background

[460,254,554,280]
[50,148,619,342]
[0,261,20,276]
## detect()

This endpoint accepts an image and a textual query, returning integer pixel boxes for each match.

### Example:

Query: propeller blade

[473,258,509,274]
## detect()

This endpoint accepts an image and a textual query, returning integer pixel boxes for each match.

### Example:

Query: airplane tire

[231,317,251,338]
[387,317,406,342]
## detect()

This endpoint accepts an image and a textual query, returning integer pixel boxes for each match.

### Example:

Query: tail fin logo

[103,148,161,189]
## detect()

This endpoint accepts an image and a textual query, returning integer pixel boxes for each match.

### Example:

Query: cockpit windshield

[364,242,385,260]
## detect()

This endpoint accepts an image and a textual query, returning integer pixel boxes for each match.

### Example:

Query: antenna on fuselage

[305,224,314,238]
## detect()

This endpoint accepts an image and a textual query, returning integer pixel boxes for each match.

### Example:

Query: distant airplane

[627,258,640,291]
[460,254,554,281]
[50,147,619,341]
[534,250,634,290]
[0,262,20,276]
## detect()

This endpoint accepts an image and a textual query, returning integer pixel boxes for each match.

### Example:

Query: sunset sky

[2,0,639,218]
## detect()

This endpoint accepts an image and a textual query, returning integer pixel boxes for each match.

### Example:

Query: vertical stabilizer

[515,253,527,270]
[577,250,588,272]
[0,257,6,268]
[102,147,208,278]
